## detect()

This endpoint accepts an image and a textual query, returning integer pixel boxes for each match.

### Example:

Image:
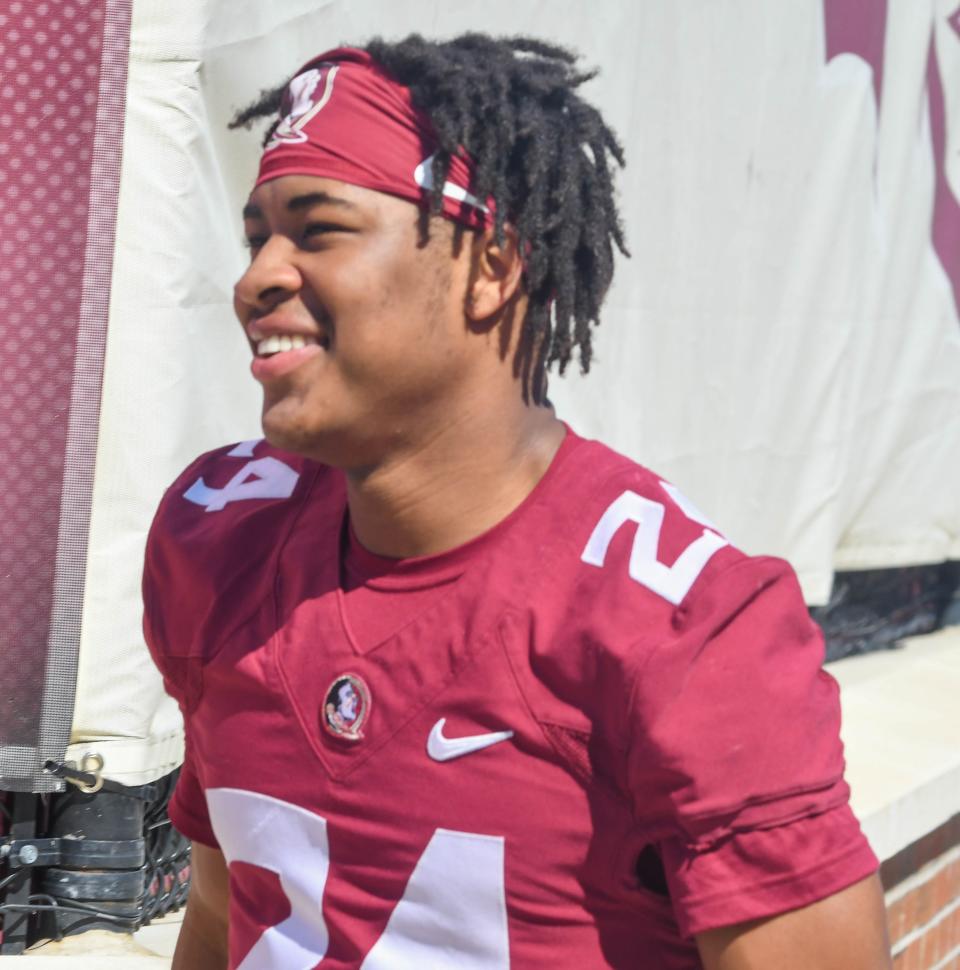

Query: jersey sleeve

[660,802,877,937]
[167,732,220,849]
[142,498,220,849]
[624,555,877,932]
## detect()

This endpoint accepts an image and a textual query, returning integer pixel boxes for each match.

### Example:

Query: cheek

[333,275,449,368]
[313,231,466,388]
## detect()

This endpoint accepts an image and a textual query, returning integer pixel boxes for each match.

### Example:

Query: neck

[344,404,566,559]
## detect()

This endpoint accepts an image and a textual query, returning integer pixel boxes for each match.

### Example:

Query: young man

[143,35,892,969]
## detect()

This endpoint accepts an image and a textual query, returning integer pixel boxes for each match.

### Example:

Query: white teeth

[256,334,315,356]
[257,335,283,355]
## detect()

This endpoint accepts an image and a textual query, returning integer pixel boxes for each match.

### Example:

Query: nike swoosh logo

[413,154,491,213]
[426,718,514,762]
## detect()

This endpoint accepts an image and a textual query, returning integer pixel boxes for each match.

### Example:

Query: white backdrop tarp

[70,0,960,781]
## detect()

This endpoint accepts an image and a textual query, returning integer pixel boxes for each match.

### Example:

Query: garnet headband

[255,47,492,230]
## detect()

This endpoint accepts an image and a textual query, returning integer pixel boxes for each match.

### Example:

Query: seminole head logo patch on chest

[322,673,371,742]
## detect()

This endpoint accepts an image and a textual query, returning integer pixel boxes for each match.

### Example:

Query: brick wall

[885,815,960,969]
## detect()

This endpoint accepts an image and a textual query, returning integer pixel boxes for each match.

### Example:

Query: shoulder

[522,438,835,833]
[513,432,817,714]
[146,438,328,559]
[162,437,315,508]
[553,436,818,678]
[507,434,765,723]
[142,439,340,676]
[548,433,749,616]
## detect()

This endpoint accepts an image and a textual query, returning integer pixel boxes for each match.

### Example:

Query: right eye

[302,222,348,243]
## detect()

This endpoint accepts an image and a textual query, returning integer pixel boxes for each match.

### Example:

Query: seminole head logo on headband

[264,64,340,151]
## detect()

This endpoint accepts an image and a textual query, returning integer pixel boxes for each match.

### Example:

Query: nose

[234,236,303,319]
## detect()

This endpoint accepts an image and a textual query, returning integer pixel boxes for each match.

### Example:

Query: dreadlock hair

[229,33,629,403]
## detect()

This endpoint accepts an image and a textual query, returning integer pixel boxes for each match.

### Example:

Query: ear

[465,225,525,321]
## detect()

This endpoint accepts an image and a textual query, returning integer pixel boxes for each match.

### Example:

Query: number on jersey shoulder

[581,484,728,606]
[183,440,299,513]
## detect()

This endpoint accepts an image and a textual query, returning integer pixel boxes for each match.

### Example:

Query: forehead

[243,174,418,222]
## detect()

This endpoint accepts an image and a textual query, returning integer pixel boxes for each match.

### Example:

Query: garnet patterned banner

[0,0,132,791]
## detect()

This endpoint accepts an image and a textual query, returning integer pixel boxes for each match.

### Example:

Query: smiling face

[234,174,485,469]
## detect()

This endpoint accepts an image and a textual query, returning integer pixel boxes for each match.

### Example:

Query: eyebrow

[242,192,357,220]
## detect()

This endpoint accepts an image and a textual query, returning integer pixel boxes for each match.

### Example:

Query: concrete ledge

[829,626,960,863]
[21,917,181,965]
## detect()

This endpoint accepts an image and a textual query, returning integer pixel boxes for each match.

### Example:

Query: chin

[260,400,363,469]
[260,399,327,456]
[261,423,307,456]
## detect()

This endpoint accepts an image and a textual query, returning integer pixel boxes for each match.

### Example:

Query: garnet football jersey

[142,431,877,969]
